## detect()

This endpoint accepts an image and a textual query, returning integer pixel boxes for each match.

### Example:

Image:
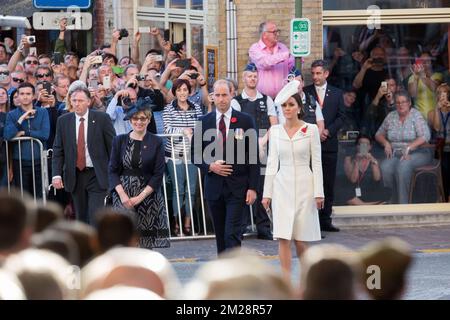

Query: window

[324,0,450,10]
[191,24,204,66]
[170,0,186,8]
[139,0,165,7]
[323,2,450,206]
[191,0,203,10]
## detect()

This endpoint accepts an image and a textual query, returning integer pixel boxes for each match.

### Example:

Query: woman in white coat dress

[262,80,325,283]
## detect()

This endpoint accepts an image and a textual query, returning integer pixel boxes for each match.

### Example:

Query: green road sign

[290,18,311,57]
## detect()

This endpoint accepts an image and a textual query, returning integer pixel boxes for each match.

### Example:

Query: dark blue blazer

[304,83,346,153]
[108,132,165,192]
[191,109,259,201]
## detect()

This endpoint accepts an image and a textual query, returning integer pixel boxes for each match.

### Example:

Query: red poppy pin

[301,126,307,134]
[230,117,237,123]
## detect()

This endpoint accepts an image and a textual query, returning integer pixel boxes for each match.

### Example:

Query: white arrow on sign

[32,12,92,30]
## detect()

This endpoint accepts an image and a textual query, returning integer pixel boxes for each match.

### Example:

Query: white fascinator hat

[274,80,300,107]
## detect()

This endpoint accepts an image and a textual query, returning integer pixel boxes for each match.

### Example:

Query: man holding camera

[106,87,137,135]
[352,47,388,104]
[121,64,164,134]
[3,82,50,198]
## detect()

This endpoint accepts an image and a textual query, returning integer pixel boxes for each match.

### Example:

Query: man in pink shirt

[249,21,295,99]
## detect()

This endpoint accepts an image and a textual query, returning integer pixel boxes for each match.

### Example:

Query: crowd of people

[0,190,413,300]
[0,18,448,299]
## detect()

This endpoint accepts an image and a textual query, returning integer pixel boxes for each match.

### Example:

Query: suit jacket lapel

[87,111,95,151]
[228,109,238,146]
[69,113,76,153]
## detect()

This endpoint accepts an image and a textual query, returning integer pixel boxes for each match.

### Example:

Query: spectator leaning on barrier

[4,82,50,198]
[249,21,295,99]
[163,78,203,236]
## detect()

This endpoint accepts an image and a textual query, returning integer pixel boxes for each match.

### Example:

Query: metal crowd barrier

[161,133,212,240]
[5,137,50,204]
[3,134,256,241]
[161,133,260,241]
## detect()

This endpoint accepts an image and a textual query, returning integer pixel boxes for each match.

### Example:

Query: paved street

[155,225,450,300]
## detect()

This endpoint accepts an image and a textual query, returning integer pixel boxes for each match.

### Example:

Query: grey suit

[52,110,116,224]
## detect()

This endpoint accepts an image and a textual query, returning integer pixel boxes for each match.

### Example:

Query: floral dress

[112,137,170,248]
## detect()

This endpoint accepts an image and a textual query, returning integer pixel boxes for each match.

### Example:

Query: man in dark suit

[304,60,345,232]
[52,85,116,225]
[192,79,259,254]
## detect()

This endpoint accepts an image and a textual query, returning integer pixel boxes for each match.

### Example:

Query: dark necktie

[76,117,86,171]
[218,114,226,160]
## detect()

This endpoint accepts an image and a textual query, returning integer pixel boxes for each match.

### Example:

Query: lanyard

[440,110,450,141]
[357,159,369,187]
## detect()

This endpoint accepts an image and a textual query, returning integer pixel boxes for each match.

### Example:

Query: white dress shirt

[314,82,328,107]
[75,110,93,168]
[216,106,233,138]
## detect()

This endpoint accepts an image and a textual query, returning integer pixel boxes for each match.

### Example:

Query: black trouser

[72,168,107,226]
[319,151,338,227]
[241,173,271,236]
[13,160,43,199]
[207,183,246,254]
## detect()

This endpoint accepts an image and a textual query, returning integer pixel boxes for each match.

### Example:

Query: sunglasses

[12,78,25,83]
[131,116,149,122]
[26,60,39,65]
[37,73,51,78]
[0,71,10,76]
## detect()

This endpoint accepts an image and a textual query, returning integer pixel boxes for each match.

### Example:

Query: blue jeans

[167,159,198,218]
[380,148,432,204]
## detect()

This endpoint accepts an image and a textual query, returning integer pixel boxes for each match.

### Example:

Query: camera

[175,59,191,70]
[122,96,132,106]
[118,28,129,40]
[371,57,384,65]
[188,73,199,80]
[171,42,183,53]
[91,55,103,65]
[135,74,146,81]
[26,36,36,45]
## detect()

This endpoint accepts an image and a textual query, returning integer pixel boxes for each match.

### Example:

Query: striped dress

[163,99,203,160]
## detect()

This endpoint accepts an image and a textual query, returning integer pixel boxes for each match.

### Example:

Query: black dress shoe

[321,224,340,232]
[321,235,326,239]
[257,232,273,240]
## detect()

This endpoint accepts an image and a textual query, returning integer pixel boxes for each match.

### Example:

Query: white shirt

[314,82,328,106]
[216,106,233,138]
[230,89,277,117]
[75,110,93,168]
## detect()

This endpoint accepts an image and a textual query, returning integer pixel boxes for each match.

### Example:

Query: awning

[1,0,37,18]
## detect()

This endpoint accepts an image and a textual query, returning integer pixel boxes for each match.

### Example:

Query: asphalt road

[155,225,450,300]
